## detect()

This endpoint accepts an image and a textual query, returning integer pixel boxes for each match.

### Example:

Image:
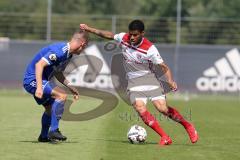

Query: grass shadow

[86,138,158,145]
[18,140,80,144]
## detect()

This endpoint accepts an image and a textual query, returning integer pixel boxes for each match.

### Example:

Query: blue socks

[40,100,65,137]
[50,100,65,132]
[40,112,51,138]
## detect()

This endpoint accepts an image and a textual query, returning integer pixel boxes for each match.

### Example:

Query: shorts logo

[196,48,240,92]
[30,81,36,87]
[49,54,57,61]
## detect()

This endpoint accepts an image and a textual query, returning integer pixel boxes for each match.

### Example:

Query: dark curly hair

[128,20,145,32]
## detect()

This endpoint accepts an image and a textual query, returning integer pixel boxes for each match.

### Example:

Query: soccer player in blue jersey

[23,30,88,142]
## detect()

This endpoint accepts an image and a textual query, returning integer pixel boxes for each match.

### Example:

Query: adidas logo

[196,48,240,92]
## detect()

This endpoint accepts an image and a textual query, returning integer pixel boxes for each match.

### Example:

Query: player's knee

[153,100,168,113]
[56,92,67,101]
[60,93,67,101]
[158,105,168,114]
[133,102,146,114]
[159,107,168,114]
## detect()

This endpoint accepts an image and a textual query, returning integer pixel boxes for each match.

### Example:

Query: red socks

[140,110,167,137]
[165,106,191,128]
[139,107,191,138]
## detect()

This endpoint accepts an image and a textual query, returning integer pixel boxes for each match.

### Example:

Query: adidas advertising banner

[0,40,239,93]
[196,48,240,92]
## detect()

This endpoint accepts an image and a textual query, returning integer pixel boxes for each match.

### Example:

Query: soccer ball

[127,125,147,144]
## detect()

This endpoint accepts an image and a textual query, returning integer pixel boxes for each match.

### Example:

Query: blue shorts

[23,80,56,106]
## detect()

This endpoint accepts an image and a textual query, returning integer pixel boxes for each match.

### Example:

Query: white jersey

[114,32,164,79]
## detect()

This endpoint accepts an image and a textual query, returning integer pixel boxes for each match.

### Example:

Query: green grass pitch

[0,90,240,160]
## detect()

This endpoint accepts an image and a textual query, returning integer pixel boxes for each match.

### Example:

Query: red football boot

[185,124,198,143]
[159,136,172,146]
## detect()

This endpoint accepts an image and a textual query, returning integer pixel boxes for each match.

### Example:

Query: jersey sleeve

[113,32,126,43]
[147,45,164,64]
[41,51,61,65]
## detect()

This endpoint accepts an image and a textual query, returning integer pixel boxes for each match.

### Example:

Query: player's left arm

[54,72,79,100]
[148,45,177,91]
[158,63,178,91]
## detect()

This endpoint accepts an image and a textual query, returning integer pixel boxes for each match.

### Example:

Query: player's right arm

[80,24,114,40]
[35,59,48,99]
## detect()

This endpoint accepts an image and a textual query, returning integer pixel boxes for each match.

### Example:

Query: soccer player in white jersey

[80,20,198,145]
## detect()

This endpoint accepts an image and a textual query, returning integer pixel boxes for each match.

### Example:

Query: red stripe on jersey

[139,38,152,50]
[121,33,153,54]
[121,41,147,54]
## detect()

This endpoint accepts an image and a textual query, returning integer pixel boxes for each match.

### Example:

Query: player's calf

[49,87,67,137]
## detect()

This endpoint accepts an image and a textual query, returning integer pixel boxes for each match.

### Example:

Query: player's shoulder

[122,33,129,40]
[114,32,127,42]
[139,38,153,51]
[48,42,68,55]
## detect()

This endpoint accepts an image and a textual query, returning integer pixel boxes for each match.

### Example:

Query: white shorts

[126,73,166,105]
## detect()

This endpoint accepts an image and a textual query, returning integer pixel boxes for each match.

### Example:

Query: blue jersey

[23,42,72,85]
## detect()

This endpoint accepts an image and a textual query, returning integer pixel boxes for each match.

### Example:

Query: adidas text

[196,76,240,92]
